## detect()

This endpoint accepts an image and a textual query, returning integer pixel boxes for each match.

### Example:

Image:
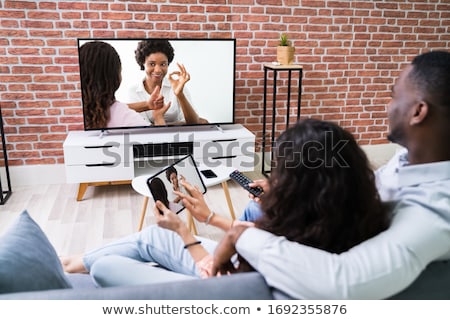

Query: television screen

[77,38,236,131]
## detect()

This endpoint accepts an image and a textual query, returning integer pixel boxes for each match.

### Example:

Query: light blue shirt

[375,147,409,201]
[236,158,450,299]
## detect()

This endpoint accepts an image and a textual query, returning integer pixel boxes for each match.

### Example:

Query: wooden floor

[0,171,265,257]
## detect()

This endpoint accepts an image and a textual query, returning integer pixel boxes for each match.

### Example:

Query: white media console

[63,124,255,200]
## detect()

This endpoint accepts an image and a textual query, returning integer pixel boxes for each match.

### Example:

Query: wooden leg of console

[221,181,236,220]
[138,196,149,232]
[77,183,89,201]
[76,180,132,201]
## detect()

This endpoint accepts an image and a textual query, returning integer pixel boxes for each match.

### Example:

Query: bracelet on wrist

[183,240,202,249]
[205,211,215,225]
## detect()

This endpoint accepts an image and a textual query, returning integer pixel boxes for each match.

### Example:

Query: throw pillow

[0,210,72,294]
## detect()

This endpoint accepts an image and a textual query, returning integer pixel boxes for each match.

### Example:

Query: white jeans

[83,225,218,287]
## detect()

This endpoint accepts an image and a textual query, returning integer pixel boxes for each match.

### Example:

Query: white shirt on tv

[124,78,195,125]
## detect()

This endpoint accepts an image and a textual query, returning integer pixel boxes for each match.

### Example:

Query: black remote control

[229,170,264,197]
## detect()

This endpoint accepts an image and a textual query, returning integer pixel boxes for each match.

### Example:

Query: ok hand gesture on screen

[168,63,190,97]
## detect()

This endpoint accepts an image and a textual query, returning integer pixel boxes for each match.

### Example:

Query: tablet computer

[146,154,207,214]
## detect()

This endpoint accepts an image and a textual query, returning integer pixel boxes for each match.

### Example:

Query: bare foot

[60,254,88,273]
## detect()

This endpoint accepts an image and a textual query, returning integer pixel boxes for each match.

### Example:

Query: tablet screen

[146,155,206,214]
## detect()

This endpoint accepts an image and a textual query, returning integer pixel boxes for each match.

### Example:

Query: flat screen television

[77,38,236,131]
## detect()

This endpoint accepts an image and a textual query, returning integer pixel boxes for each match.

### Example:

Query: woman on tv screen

[126,39,208,125]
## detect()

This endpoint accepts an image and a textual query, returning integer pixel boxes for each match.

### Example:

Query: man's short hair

[409,50,450,118]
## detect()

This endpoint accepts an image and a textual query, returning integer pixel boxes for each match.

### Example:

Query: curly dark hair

[79,41,121,129]
[165,166,178,182]
[257,118,389,254]
[135,40,175,71]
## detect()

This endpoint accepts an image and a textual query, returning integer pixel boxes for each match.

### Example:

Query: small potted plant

[276,33,295,65]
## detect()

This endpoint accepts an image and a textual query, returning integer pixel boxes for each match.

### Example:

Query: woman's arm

[212,224,250,275]
[168,63,205,124]
[154,201,209,263]
[175,180,254,232]
[152,101,171,126]
[175,91,202,124]
[128,101,152,112]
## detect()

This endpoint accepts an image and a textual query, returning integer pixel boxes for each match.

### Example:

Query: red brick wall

[0,0,449,166]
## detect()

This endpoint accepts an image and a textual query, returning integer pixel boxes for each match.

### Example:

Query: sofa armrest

[360,143,403,170]
[0,272,273,300]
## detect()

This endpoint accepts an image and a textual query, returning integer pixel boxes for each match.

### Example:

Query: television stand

[63,124,255,200]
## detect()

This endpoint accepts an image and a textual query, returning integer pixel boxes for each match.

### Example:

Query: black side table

[262,64,303,176]
[0,109,12,204]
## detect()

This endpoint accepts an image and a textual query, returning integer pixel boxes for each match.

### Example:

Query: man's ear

[410,101,429,125]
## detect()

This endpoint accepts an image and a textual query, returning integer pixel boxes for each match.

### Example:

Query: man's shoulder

[393,164,450,222]
[398,160,450,188]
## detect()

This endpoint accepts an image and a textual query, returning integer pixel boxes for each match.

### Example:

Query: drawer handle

[85,163,115,167]
[211,155,237,160]
[211,139,237,143]
[84,145,115,149]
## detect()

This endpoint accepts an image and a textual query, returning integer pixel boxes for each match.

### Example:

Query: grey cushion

[0,210,72,293]
[388,260,450,299]
[66,273,98,289]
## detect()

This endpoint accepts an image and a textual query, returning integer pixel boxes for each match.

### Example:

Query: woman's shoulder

[110,100,130,111]
[108,101,149,127]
